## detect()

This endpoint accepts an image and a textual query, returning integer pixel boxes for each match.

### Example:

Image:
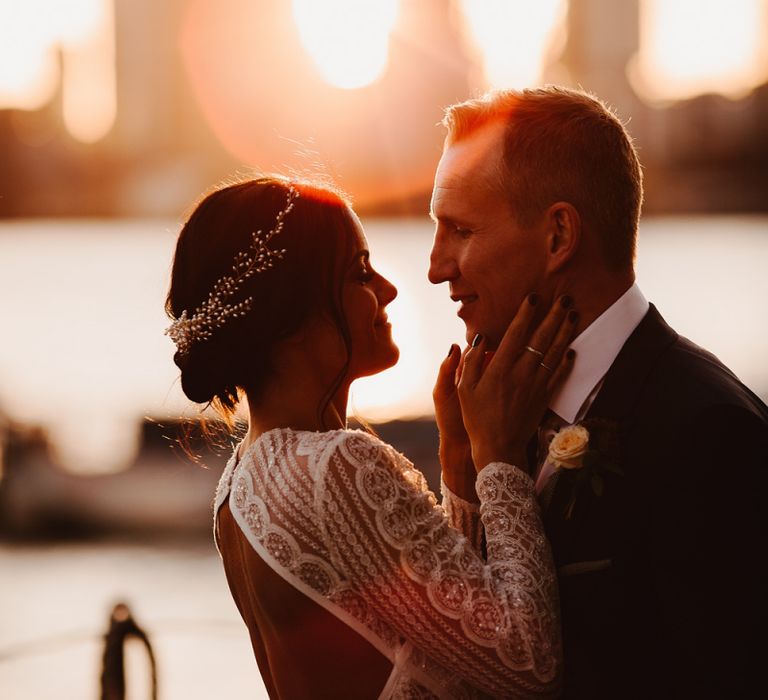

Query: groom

[428,87,767,698]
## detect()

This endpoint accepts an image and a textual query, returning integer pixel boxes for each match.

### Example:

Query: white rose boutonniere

[548,419,624,519]
[548,424,589,470]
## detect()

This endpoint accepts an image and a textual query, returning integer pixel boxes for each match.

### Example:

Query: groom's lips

[451,294,478,318]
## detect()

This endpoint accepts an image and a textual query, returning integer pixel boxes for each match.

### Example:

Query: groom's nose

[428,235,457,285]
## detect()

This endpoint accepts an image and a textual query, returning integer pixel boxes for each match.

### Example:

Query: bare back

[216,500,391,698]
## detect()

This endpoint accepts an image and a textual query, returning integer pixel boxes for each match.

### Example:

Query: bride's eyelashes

[348,251,375,285]
[355,259,376,285]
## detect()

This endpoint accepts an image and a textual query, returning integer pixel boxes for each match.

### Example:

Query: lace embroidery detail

[441,478,483,553]
[216,429,561,699]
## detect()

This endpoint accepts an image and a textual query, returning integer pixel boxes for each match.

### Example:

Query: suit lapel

[542,305,678,538]
[582,305,677,423]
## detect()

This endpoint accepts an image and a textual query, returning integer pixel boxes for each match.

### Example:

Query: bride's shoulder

[293,428,408,470]
[294,427,386,456]
[237,428,405,471]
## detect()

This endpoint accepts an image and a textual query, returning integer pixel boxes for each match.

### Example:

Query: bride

[165,176,575,699]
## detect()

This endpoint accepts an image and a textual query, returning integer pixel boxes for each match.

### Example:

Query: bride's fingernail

[560,295,574,309]
[568,310,579,324]
[566,348,576,360]
[447,344,455,357]
[527,293,539,306]
[472,333,483,348]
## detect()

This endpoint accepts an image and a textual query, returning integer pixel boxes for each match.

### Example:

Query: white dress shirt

[534,283,650,492]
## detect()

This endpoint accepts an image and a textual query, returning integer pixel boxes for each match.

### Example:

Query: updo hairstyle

[165,176,358,422]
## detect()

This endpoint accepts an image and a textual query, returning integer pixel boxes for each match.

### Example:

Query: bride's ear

[544,202,581,274]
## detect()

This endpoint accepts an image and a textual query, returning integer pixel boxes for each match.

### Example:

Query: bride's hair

[165,176,358,424]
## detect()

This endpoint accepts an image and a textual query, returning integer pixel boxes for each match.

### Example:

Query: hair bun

[177,344,231,405]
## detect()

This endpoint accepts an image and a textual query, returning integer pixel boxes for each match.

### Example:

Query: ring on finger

[539,360,555,372]
[524,345,544,358]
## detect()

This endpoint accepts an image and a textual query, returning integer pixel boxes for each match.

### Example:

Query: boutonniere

[548,419,623,519]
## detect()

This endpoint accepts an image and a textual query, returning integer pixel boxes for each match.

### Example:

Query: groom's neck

[558,269,636,337]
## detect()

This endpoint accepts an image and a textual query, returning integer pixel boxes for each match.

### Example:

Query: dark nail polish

[527,293,539,306]
[472,333,483,348]
[566,348,576,360]
[447,344,455,357]
[560,295,573,309]
[568,310,579,324]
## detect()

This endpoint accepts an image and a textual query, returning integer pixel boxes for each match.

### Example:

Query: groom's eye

[456,227,472,238]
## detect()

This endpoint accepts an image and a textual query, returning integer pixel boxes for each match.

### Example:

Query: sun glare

[0,0,115,142]
[459,0,566,89]
[291,0,399,89]
[635,0,768,101]
[0,2,59,109]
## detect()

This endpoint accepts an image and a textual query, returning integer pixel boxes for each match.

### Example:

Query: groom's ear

[544,202,581,273]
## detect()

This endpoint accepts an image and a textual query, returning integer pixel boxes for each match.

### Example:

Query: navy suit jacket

[542,305,768,698]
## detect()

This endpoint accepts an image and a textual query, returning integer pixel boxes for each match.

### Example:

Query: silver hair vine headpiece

[165,184,300,355]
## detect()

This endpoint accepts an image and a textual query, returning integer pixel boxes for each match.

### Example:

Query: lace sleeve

[316,431,561,698]
[440,477,483,553]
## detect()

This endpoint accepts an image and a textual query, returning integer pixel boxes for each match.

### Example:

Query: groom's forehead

[432,148,504,218]
[439,126,503,180]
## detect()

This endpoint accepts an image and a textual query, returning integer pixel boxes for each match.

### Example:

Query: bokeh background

[1,1,767,697]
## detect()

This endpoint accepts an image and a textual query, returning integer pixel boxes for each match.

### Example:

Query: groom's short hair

[442,86,643,272]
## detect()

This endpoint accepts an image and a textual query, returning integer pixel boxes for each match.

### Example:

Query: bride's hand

[434,344,477,500]
[458,294,577,473]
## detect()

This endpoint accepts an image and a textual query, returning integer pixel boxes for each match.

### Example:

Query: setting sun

[291,0,399,89]
[459,0,566,89]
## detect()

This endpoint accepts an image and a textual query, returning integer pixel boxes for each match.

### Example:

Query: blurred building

[543,0,768,214]
[0,0,766,217]
[0,0,234,217]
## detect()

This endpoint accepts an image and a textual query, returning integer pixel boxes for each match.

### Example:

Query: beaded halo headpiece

[165,184,300,355]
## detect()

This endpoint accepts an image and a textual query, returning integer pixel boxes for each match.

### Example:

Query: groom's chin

[464,327,500,351]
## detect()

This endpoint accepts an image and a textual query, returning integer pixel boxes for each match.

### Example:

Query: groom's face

[429,121,549,348]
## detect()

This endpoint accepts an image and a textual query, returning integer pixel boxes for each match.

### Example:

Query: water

[0,542,267,699]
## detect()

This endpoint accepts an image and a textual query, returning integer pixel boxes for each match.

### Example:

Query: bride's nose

[378,275,397,306]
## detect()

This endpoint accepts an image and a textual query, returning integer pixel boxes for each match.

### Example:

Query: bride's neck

[244,364,350,441]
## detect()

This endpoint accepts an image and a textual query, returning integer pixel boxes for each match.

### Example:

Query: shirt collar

[549,282,649,423]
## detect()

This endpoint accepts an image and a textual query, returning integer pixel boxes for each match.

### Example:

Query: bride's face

[341,216,399,379]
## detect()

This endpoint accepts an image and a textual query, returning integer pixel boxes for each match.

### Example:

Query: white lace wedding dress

[214,428,561,699]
